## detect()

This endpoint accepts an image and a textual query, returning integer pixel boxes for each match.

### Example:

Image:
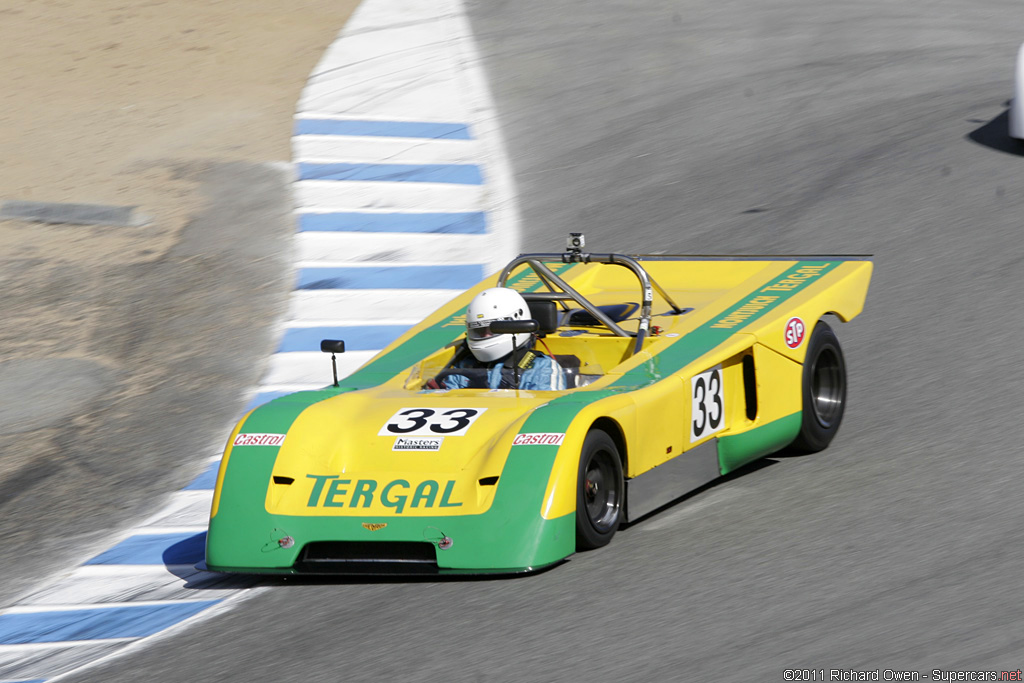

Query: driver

[433,287,567,391]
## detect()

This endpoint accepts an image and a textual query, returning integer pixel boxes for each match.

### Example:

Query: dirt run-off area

[0,0,359,606]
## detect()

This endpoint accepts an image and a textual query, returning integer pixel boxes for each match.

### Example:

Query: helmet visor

[467,324,496,341]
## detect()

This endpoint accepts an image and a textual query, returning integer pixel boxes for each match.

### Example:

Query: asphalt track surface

[70,0,1024,680]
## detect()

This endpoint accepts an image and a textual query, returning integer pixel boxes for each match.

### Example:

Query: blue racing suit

[438,348,567,391]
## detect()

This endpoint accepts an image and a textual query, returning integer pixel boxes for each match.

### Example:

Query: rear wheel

[791,321,847,453]
[575,429,623,550]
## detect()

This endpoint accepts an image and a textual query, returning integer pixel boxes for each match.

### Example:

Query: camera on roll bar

[564,232,586,262]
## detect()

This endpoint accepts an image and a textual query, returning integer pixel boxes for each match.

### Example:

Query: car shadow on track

[965,107,1024,156]
[183,569,554,588]
[622,457,780,529]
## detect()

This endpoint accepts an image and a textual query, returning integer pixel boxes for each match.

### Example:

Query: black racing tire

[791,321,847,453]
[575,429,624,550]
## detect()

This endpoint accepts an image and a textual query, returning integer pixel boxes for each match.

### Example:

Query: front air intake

[295,541,438,574]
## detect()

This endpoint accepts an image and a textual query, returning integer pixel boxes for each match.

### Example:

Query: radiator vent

[295,541,438,574]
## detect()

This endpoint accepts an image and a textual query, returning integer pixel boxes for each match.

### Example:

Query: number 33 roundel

[690,366,724,442]
[379,408,488,437]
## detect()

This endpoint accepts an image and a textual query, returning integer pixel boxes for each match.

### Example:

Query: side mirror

[320,339,345,354]
[320,339,345,386]
[489,320,539,335]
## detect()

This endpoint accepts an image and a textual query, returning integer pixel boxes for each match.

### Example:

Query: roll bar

[497,234,685,355]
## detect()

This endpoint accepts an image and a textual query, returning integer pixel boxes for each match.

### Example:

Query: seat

[565,302,639,326]
[552,353,581,387]
[525,300,582,386]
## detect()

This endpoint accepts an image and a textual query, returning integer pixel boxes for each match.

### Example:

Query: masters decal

[305,475,462,513]
[392,436,444,451]
[233,433,286,447]
[379,407,486,437]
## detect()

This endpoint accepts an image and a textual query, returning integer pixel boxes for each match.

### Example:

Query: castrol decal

[233,433,286,447]
[512,433,565,446]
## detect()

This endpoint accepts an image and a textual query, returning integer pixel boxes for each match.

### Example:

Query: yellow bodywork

[264,388,546,517]
[219,256,871,523]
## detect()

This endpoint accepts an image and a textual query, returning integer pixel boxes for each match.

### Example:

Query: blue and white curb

[0,452,257,682]
[260,0,519,400]
[0,0,518,679]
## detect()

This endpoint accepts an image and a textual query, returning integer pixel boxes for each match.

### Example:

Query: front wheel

[575,429,624,550]
[791,321,847,453]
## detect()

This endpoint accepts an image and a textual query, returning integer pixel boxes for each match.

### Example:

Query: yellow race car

[204,235,872,574]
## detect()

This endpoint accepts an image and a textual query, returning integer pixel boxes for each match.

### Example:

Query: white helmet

[465,287,531,362]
